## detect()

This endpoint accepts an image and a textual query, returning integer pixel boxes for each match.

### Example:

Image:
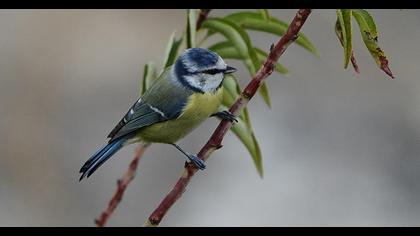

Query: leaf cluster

[140,9,391,177]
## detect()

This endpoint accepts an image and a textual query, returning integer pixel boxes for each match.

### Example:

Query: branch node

[117,179,123,188]
[270,43,275,52]
[242,91,253,100]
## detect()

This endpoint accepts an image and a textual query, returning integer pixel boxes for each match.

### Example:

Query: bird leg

[211,110,238,123]
[171,143,206,170]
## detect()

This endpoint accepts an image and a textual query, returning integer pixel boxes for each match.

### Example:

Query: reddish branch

[145,9,313,227]
[95,143,150,227]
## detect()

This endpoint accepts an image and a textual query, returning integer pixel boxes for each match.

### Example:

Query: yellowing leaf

[336,9,353,69]
[352,9,394,78]
[335,19,360,74]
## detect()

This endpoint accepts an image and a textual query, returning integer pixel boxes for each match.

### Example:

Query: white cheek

[183,73,224,93]
[202,73,224,92]
[183,75,203,90]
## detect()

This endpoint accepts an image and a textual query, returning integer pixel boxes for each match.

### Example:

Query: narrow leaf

[186,9,197,48]
[335,20,360,74]
[222,75,240,107]
[352,9,394,78]
[259,9,270,21]
[162,31,183,69]
[209,41,290,75]
[141,62,156,96]
[202,18,259,69]
[208,41,243,59]
[201,18,271,107]
[220,104,263,177]
[336,10,353,69]
[222,75,251,126]
[221,77,261,175]
[217,11,318,56]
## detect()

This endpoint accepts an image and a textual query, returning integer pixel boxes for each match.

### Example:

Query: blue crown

[183,48,219,67]
[175,48,220,77]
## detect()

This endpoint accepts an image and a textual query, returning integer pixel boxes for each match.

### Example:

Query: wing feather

[109,104,165,141]
[107,66,192,142]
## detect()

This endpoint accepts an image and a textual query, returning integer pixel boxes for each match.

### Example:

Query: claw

[213,111,238,123]
[188,154,206,170]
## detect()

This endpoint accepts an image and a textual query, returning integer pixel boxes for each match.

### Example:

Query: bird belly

[136,89,223,144]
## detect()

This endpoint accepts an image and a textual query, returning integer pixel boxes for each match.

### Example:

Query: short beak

[224,65,237,74]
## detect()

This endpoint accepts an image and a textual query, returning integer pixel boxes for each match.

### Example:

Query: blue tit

[79,48,237,180]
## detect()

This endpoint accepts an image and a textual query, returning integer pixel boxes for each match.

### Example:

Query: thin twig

[196,9,211,30]
[145,9,313,227]
[95,143,150,227]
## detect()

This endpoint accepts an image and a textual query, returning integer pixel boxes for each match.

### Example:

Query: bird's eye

[203,69,220,75]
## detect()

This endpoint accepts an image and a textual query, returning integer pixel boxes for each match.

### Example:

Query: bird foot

[188,154,206,170]
[213,111,238,123]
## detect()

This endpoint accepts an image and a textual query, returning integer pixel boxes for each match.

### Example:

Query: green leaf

[222,75,240,106]
[209,41,290,75]
[221,104,263,177]
[202,18,259,69]
[222,75,251,126]
[335,18,360,74]
[218,11,318,57]
[162,31,183,69]
[208,41,242,59]
[141,62,156,96]
[336,10,353,69]
[186,9,197,48]
[352,9,394,78]
[258,83,271,108]
[221,77,261,176]
[201,18,271,107]
[259,9,270,21]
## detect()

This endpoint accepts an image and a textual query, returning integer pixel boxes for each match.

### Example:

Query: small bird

[79,48,237,180]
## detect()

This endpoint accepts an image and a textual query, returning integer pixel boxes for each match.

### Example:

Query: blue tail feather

[79,138,126,181]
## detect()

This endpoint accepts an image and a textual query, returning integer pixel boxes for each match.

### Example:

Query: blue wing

[107,67,192,142]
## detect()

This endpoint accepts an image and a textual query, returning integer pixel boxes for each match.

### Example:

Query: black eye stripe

[200,68,222,75]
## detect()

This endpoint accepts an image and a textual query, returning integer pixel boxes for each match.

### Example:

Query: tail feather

[79,138,126,181]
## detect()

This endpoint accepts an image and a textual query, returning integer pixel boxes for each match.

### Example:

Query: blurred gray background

[0,9,419,226]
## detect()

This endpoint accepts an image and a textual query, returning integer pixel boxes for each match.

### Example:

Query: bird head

[174,48,236,93]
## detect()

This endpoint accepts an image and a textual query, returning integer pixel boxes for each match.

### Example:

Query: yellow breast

[137,88,223,144]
